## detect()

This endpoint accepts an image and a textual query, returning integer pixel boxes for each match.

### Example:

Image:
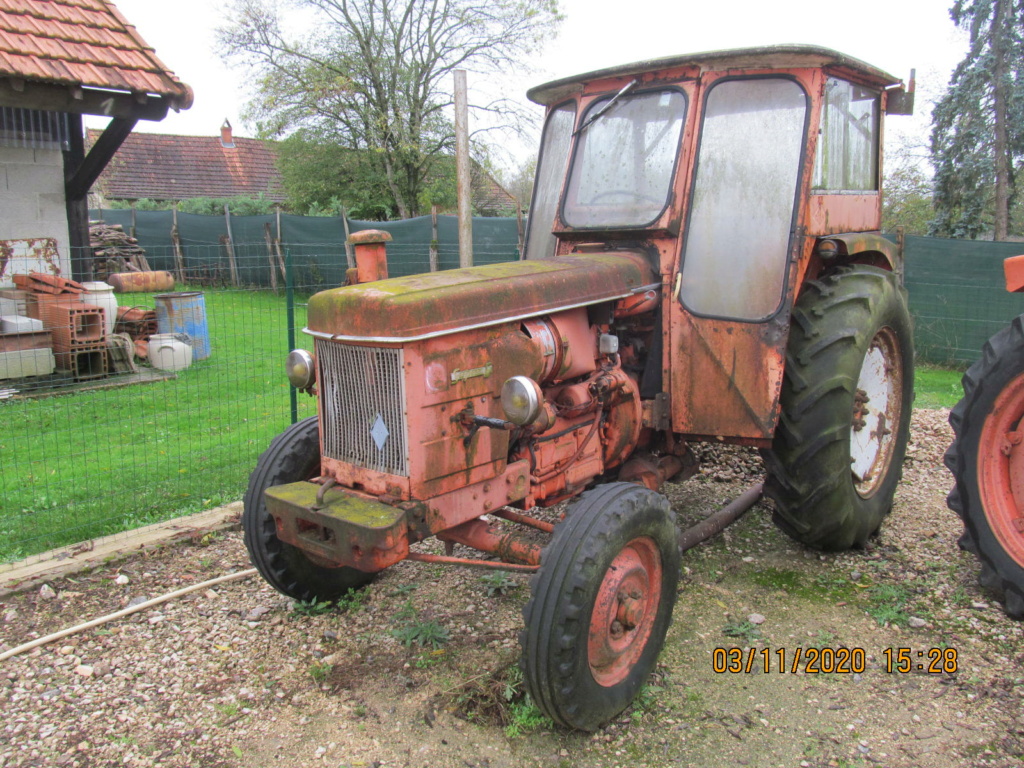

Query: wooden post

[274,207,286,280]
[171,204,185,283]
[264,222,279,293]
[429,205,439,272]
[130,201,136,240]
[223,203,240,286]
[516,203,525,260]
[340,206,355,269]
[454,69,472,268]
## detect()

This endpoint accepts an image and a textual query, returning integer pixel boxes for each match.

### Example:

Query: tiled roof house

[0,0,191,281]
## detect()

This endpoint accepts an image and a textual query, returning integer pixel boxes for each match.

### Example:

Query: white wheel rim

[850,327,902,498]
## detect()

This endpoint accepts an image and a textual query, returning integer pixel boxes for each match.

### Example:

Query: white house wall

[0,145,70,284]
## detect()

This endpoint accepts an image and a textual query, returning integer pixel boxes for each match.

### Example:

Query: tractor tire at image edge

[946,315,1024,618]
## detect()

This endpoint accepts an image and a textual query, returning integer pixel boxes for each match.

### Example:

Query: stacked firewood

[90,221,151,276]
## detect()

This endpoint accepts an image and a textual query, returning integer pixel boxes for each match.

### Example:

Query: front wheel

[243,417,374,601]
[762,266,914,550]
[521,483,680,731]
[946,315,1024,618]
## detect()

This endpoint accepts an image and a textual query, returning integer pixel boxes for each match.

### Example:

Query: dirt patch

[2,408,1024,767]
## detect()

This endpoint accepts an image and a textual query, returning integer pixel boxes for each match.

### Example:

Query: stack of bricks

[15,273,108,380]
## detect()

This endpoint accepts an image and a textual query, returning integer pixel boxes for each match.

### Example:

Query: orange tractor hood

[305,253,655,342]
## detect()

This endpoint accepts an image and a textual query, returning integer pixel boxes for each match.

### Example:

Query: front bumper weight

[264,481,409,571]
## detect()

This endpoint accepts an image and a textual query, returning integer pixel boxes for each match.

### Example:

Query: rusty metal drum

[107,271,174,293]
[154,291,210,360]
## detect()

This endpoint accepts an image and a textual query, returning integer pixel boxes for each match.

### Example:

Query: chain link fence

[0,221,1021,564]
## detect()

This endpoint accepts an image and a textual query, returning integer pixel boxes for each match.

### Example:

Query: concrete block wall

[0,146,71,277]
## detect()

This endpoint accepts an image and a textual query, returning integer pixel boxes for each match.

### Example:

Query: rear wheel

[946,316,1024,618]
[521,483,680,731]
[762,265,914,550]
[243,417,374,601]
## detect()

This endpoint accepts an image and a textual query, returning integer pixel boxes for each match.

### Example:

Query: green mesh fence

[90,209,523,283]
[902,235,1024,366]
[2,220,1022,563]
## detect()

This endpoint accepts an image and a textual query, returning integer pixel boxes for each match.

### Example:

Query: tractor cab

[525,45,914,441]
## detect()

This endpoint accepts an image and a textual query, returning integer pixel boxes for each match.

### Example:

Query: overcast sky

[96,0,968,169]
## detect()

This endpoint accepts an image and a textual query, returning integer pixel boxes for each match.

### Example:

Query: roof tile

[0,0,190,102]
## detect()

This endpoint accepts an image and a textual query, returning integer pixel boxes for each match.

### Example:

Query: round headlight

[501,375,543,426]
[286,349,316,389]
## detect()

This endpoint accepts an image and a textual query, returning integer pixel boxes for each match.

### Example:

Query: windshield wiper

[573,78,639,137]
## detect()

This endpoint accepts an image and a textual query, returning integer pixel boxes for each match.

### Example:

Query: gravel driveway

[2,408,1023,767]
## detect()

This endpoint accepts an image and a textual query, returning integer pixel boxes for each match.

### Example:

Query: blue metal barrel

[154,292,210,361]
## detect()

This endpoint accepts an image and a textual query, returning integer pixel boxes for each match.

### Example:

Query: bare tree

[219,0,562,218]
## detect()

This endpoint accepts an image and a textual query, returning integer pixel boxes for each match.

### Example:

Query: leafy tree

[276,132,396,219]
[218,0,562,219]
[101,195,280,215]
[930,0,1024,240]
[502,155,537,211]
[883,139,934,235]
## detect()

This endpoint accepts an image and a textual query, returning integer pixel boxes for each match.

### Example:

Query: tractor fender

[814,233,900,273]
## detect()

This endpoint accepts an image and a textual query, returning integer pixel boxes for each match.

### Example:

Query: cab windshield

[562,89,687,228]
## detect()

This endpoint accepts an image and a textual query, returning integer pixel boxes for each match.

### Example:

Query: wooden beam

[63,113,90,281]
[0,80,176,120]
[65,117,137,200]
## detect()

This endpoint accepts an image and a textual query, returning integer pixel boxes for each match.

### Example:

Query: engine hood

[305,253,655,342]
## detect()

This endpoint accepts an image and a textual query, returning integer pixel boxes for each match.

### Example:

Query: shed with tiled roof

[0,0,192,282]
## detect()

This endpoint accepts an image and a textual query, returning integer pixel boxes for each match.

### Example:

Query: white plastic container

[82,281,118,338]
[149,333,193,371]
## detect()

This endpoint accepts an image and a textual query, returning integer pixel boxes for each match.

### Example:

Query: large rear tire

[945,315,1024,618]
[521,483,680,731]
[243,417,374,601]
[762,265,914,550]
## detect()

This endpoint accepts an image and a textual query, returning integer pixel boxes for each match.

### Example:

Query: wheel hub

[850,327,903,497]
[979,372,1024,564]
[587,537,662,687]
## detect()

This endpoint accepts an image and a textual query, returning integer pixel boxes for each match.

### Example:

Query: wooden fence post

[171,204,185,283]
[223,203,240,286]
[430,205,439,272]
[341,206,355,269]
[516,204,525,260]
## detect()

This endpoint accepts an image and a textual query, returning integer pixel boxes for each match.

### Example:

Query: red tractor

[244,45,916,730]
[947,255,1024,617]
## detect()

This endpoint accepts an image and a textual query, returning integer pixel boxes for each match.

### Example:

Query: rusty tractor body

[245,45,916,730]
[947,255,1024,619]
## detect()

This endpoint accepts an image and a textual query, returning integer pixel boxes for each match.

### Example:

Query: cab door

[669,75,811,441]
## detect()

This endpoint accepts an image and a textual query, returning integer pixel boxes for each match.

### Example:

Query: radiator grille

[316,341,409,476]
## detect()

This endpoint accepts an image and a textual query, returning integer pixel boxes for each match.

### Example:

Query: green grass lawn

[914,363,966,409]
[0,288,315,562]
[0,286,973,564]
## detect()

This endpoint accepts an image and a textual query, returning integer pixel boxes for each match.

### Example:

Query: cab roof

[527,44,902,106]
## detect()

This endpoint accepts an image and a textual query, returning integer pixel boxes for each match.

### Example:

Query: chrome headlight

[501,375,543,426]
[286,349,316,390]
